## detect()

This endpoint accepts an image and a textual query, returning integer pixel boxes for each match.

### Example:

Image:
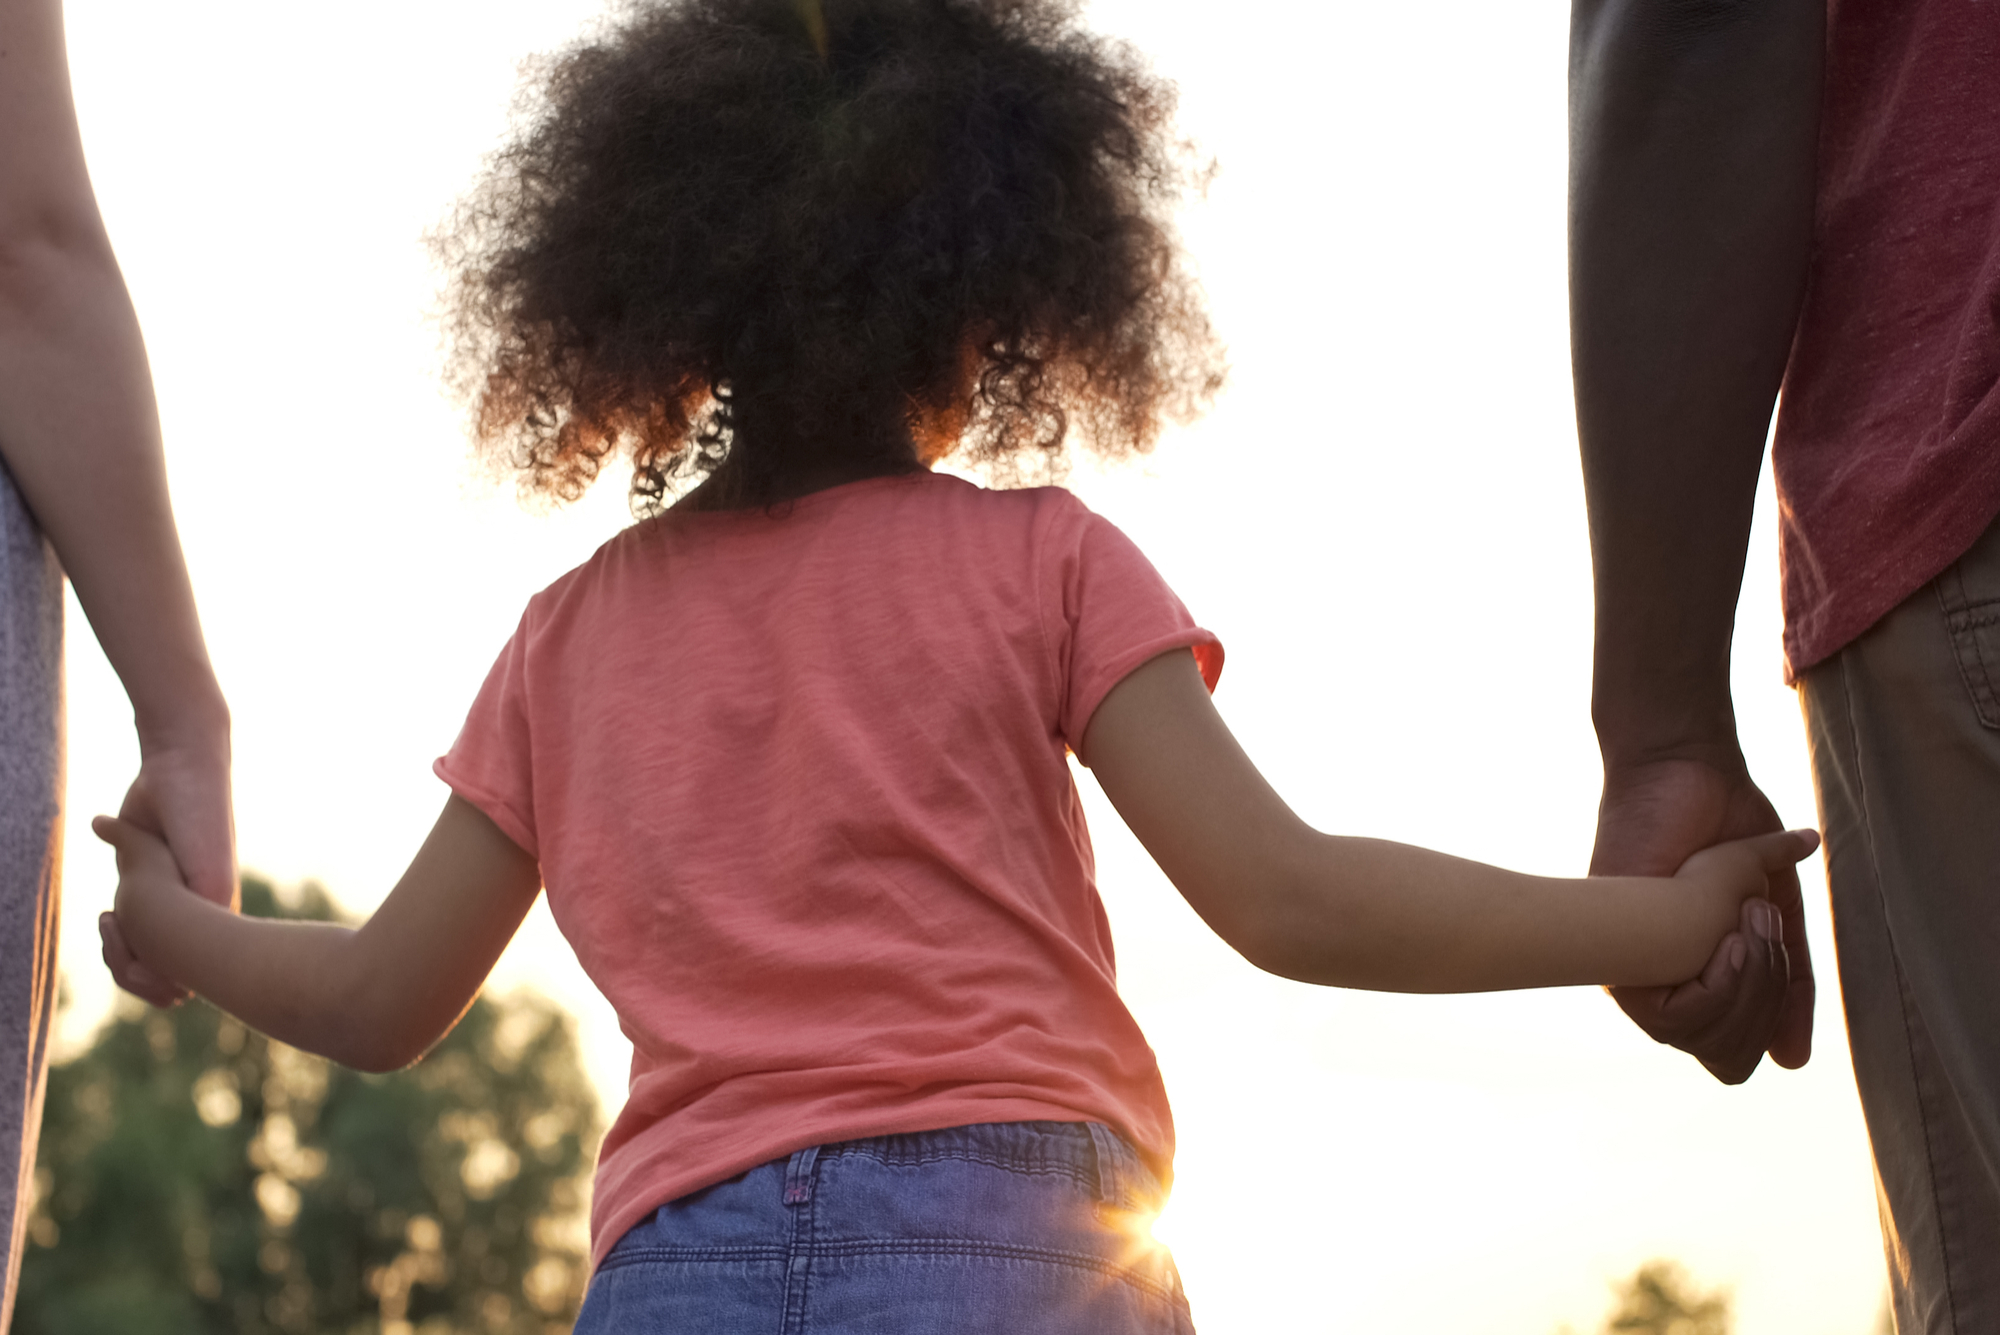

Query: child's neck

[672,458,928,513]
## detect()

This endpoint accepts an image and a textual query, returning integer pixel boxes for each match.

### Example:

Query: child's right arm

[96,795,542,1072]
[1081,650,1815,993]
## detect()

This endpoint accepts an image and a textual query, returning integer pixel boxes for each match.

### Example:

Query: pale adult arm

[1569,0,1825,1080]
[0,0,233,1005]
[97,795,541,1072]
[1083,652,1813,994]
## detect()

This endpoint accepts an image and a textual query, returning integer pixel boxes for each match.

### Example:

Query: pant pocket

[1935,522,2000,730]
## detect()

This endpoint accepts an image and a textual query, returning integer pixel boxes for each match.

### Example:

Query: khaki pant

[1802,520,2000,1335]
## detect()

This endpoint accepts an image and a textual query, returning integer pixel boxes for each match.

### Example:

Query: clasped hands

[1595,756,1815,1084]
[94,745,236,1010]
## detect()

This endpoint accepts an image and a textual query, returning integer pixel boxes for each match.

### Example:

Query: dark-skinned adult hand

[1591,755,1815,1084]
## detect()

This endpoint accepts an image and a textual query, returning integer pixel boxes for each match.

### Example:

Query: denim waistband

[582,1120,1193,1333]
[780,1120,1159,1212]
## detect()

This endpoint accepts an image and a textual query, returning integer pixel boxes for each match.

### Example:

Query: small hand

[1594,756,1817,1083]
[1675,825,1820,892]
[92,812,199,1008]
[1653,827,1817,1079]
[96,912,182,1009]
[100,732,235,1008]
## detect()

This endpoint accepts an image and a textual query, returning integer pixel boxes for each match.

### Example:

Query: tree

[13,877,602,1335]
[1600,1261,1733,1335]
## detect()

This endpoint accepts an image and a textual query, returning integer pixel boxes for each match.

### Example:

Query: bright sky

[53,2,1884,1332]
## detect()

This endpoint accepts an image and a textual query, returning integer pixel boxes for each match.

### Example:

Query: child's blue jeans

[574,1120,1197,1333]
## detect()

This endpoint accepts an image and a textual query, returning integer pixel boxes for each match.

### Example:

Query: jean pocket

[1936,537,2000,731]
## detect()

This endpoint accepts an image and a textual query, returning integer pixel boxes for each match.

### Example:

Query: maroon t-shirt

[1774,0,2000,678]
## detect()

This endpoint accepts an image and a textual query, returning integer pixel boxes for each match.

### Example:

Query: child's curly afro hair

[437,0,1225,512]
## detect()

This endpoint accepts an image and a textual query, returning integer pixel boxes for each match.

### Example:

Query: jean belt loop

[1084,1122,1127,1207]
[782,1144,822,1207]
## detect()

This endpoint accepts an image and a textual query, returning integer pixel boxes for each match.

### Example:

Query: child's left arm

[1082,649,1814,994]
[95,795,541,1073]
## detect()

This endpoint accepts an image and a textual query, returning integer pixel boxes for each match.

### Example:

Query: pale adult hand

[129,732,237,910]
[1592,755,1815,1084]
[97,731,236,1009]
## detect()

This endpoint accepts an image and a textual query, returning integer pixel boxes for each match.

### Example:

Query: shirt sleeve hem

[432,757,540,861]
[1065,627,1224,755]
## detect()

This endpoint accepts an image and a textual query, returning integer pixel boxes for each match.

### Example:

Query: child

[95,2,1816,1331]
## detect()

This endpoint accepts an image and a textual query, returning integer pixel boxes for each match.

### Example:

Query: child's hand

[92,812,206,1008]
[1672,826,1820,978]
[1675,826,1819,893]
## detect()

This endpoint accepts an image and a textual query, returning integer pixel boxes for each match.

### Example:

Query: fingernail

[1729,939,1746,972]
[1749,901,1777,942]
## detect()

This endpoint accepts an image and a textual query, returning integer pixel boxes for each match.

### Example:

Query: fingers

[91,813,178,879]
[1768,860,1817,1069]
[90,812,122,849]
[1609,903,1787,1085]
[1692,901,1789,1085]
[97,912,186,1009]
[1770,970,1816,1069]
[1678,827,1821,880]
[1724,827,1817,1069]
[1746,827,1821,873]
[1666,901,1787,1085]
[1697,925,1749,994]
[1609,964,1736,1053]
[94,814,194,1007]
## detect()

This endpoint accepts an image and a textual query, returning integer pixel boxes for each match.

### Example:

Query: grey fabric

[1801,516,2000,1335]
[0,457,61,1329]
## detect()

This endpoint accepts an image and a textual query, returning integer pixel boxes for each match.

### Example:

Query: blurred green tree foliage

[12,877,602,1335]
[1599,1261,1733,1335]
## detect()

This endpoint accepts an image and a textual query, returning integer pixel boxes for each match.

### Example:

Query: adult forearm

[1570,0,1822,763]
[0,236,226,753]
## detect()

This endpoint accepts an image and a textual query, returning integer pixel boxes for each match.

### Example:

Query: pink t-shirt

[435,471,1222,1268]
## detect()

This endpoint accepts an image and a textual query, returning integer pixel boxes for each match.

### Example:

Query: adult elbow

[0,217,119,319]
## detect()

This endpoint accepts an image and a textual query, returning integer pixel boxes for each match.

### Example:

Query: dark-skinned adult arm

[0,0,234,1009]
[1569,0,1823,1081]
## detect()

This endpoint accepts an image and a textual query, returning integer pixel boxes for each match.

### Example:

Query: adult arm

[98,795,541,1072]
[1083,652,1812,994]
[1569,0,1824,1079]
[0,0,234,1003]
